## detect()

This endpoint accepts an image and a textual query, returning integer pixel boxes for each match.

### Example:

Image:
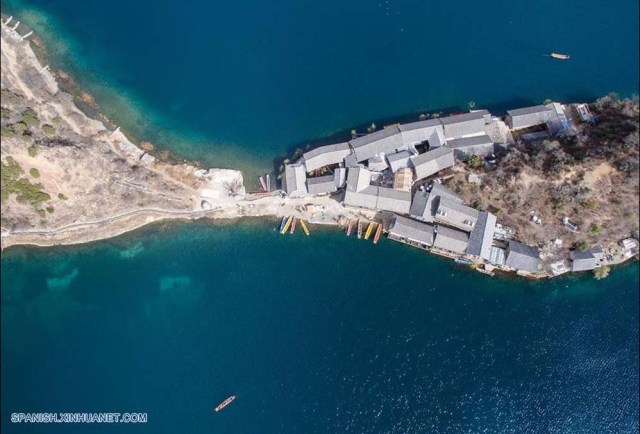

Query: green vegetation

[29,168,40,178]
[14,121,27,134]
[593,265,611,280]
[1,89,22,104]
[588,223,600,234]
[58,193,67,200]
[1,126,15,138]
[1,157,51,205]
[42,124,55,136]
[27,143,40,157]
[581,199,597,210]
[467,155,483,169]
[21,108,39,127]
[52,116,62,125]
[21,132,32,143]
[575,240,589,252]
[1,107,10,118]
[46,206,54,213]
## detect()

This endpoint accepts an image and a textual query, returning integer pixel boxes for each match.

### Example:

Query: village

[280,102,639,278]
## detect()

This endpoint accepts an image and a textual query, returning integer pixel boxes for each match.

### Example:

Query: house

[434,197,479,232]
[506,105,555,130]
[343,186,379,209]
[366,155,389,172]
[433,225,469,253]
[409,147,455,180]
[569,250,597,272]
[345,167,372,192]
[386,150,412,173]
[439,110,490,139]
[283,162,308,197]
[467,211,497,261]
[376,187,412,214]
[387,215,435,249]
[398,119,446,147]
[504,240,540,273]
[447,134,494,160]
[409,182,463,222]
[307,175,337,195]
[349,126,405,162]
[302,142,352,172]
[334,168,347,189]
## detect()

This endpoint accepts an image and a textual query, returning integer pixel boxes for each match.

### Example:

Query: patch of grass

[21,108,39,127]
[42,124,55,136]
[1,107,10,118]
[1,126,15,138]
[581,199,597,210]
[589,223,600,234]
[58,193,68,200]
[14,121,27,134]
[29,168,40,178]
[467,155,484,169]
[27,143,40,157]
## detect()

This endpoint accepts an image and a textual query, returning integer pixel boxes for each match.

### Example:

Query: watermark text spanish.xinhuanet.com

[11,412,147,424]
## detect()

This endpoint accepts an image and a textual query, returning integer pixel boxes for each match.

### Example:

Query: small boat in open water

[215,396,236,412]
[550,52,570,60]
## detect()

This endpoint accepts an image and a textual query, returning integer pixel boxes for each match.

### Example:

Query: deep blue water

[3,0,639,174]
[2,221,639,433]
[1,0,639,432]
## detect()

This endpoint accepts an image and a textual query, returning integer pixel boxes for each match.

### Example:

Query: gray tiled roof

[302,142,352,172]
[433,225,469,253]
[434,197,479,232]
[439,111,489,139]
[284,163,308,196]
[569,250,597,271]
[410,147,455,180]
[505,241,540,273]
[334,168,347,188]
[367,155,389,172]
[409,183,462,222]
[506,105,555,129]
[467,211,497,260]
[349,126,405,162]
[448,134,495,159]
[388,215,435,246]
[346,167,372,192]
[386,150,412,173]
[399,119,444,146]
[376,187,411,214]
[343,186,379,209]
[307,175,337,195]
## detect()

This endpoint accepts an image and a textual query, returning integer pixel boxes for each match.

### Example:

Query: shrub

[1,126,15,138]
[593,266,611,280]
[1,107,10,118]
[589,223,600,234]
[42,124,55,136]
[21,108,39,127]
[27,143,40,157]
[58,193,68,200]
[575,240,589,252]
[46,206,54,213]
[14,121,27,133]
[467,155,484,169]
[29,168,40,178]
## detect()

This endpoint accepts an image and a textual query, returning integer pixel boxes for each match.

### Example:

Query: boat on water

[455,258,472,265]
[215,396,236,412]
[265,174,271,192]
[346,219,354,236]
[281,216,293,234]
[259,176,267,192]
[550,52,570,60]
[364,222,375,240]
[290,217,297,234]
[373,223,383,244]
[300,220,310,236]
[357,220,364,239]
[278,216,287,232]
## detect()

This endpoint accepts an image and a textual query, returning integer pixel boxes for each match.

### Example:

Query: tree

[467,155,483,169]
[575,240,589,252]
[593,266,610,280]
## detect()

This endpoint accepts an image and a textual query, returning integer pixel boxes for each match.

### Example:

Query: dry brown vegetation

[449,96,639,250]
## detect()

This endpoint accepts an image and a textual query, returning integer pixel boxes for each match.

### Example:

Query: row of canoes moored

[279,216,310,236]
[345,219,383,244]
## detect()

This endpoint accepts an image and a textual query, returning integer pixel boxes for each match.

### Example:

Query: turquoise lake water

[1,0,640,432]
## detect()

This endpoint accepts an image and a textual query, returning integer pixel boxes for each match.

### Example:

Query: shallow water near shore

[2,221,639,433]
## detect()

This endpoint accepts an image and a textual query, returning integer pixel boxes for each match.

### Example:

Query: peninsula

[1,22,638,279]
